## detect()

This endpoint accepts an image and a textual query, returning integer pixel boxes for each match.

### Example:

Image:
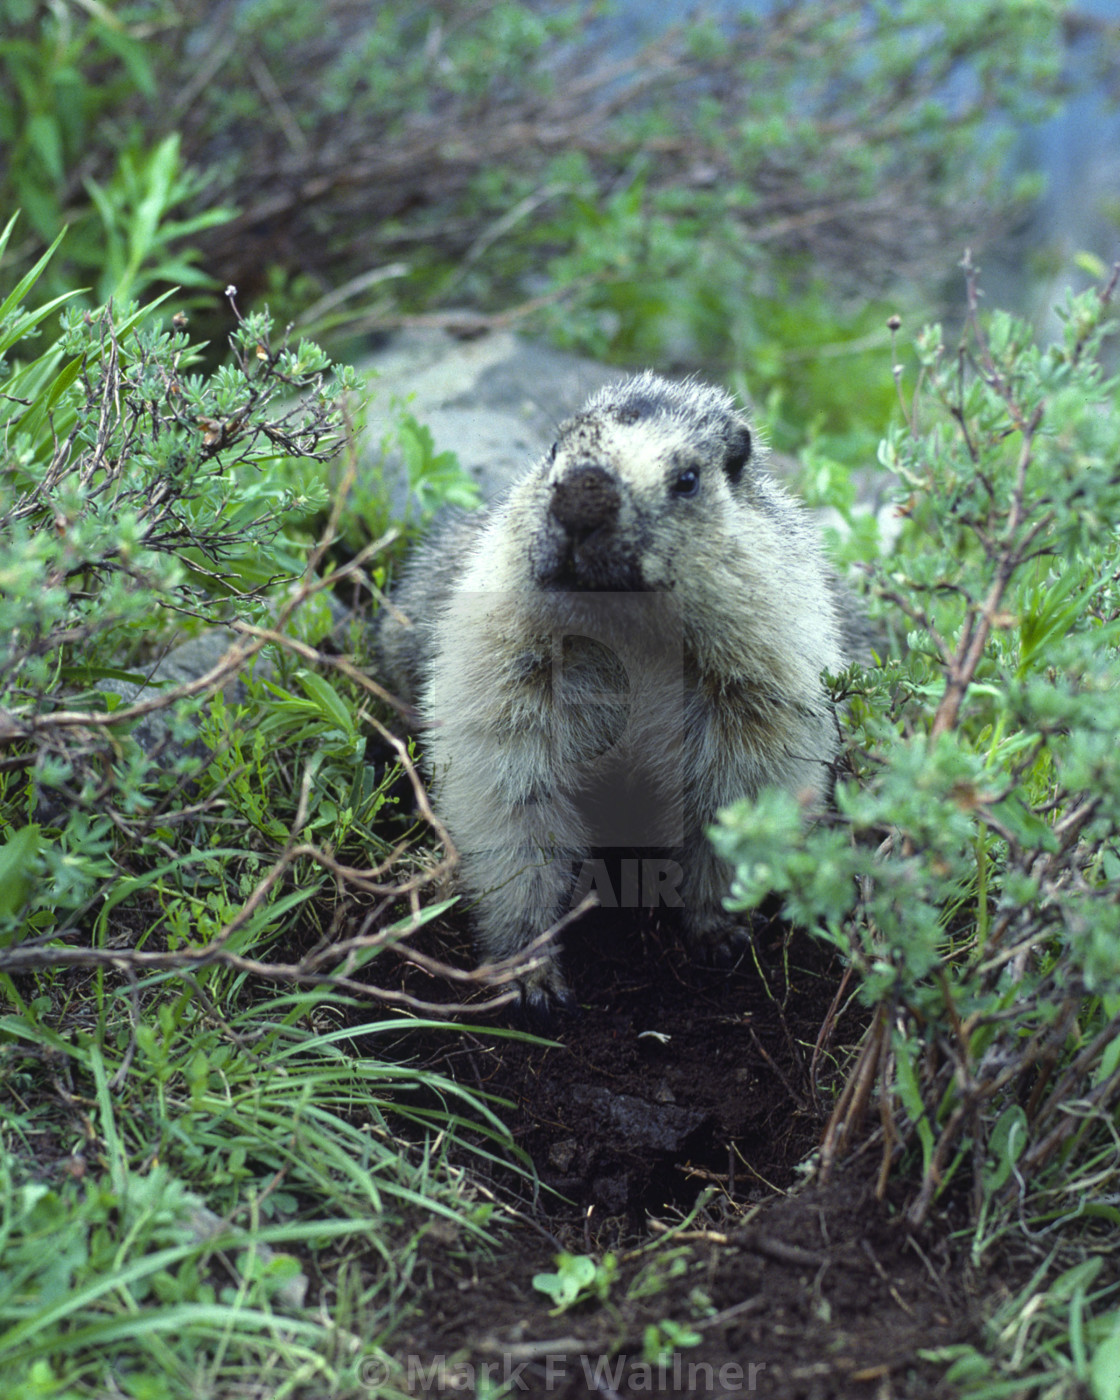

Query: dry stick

[77,326,120,491]
[808,961,856,1116]
[875,1029,901,1201]
[0,907,516,1016]
[749,1025,808,1114]
[230,617,413,720]
[0,824,595,1011]
[395,895,599,986]
[819,1003,889,1182]
[291,891,598,990]
[873,581,959,667]
[283,834,444,899]
[8,635,265,736]
[927,252,1046,740]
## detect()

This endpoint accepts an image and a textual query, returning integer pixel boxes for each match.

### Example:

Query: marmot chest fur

[379,371,852,1011]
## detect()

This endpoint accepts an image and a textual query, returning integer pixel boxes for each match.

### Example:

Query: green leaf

[296,672,358,738]
[532,1253,599,1312]
[0,225,73,340]
[1091,1311,1120,1400]
[0,213,19,261]
[0,825,40,922]
[25,111,64,181]
[982,1105,1027,1195]
[987,795,1058,853]
[128,134,181,271]
[94,24,157,98]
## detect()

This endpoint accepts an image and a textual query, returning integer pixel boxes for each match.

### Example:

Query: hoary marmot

[379,372,856,1011]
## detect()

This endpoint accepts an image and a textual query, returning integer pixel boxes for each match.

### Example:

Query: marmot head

[526,372,759,593]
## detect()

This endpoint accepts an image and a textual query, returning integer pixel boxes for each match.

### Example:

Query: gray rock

[359,327,627,509]
[97,629,252,757]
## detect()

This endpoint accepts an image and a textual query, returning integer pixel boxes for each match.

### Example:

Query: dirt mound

[469,908,845,1218]
[357,906,976,1396]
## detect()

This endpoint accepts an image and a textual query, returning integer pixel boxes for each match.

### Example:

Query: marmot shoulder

[378,371,859,1011]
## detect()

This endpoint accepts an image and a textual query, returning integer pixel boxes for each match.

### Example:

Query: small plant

[82,132,235,306]
[532,1251,619,1316]
[641,1319,703,1368]
[338,406,481,555]
[0,3,235,307]
[0,994,515,1396]
[2,0,1082,417]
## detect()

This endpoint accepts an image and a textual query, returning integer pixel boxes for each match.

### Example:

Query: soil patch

[354,905,981,1397]
[394,1166,972,1399]
[376,904,851,1219]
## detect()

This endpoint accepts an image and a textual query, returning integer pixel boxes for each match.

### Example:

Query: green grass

[0,979,529,1398]
[0,215,525,1399]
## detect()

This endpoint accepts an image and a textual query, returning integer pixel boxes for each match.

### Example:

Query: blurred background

[2,0,1118,460]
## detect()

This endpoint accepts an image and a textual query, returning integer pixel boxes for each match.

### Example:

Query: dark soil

[394,1169,970,1399]
[358,906,980,1398]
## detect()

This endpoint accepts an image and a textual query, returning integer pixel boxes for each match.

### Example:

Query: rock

[358,327,626,510]
[96,629,251,756]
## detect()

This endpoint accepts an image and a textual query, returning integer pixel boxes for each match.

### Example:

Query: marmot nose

[549,465,620,540]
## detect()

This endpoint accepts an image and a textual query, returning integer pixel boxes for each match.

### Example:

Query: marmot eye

[547,441,558,463]
[671,467,701,498]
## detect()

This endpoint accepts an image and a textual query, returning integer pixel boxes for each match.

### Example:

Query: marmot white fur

[379,372,854,1011]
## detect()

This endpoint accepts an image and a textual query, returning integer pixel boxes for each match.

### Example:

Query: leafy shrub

[714,263,1120,1237]
[0,217,516,1397]
[710,262,1120,1390]
[0,213,365,945]
[0,209,489,986]
[2,0,1080,435]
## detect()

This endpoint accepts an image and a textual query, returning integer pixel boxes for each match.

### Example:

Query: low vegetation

[3,1,1120,1396]
[0,220,521,1396]
[717,262,1120,1394]
[1,0,1077,451]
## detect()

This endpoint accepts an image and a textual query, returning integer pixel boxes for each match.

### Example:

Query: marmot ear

[724,426,752,483]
